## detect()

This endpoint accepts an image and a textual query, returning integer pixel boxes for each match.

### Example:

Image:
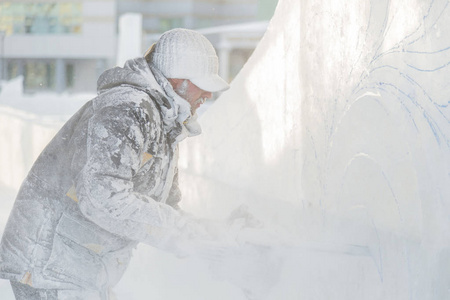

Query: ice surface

[1,0,450,299]
[178,0,450,298]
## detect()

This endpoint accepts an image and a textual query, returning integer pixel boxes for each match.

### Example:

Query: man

[0,28,230,299]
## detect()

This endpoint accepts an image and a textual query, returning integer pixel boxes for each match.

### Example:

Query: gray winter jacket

[0,58,201,292]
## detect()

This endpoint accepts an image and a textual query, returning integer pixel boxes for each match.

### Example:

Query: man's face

[169,79,212,114]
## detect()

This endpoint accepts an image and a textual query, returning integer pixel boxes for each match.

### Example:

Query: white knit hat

[149,28,230,93]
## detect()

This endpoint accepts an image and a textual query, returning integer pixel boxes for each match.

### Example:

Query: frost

[1,0,450,299]
[177,0,450,299]
[94,125,109,139]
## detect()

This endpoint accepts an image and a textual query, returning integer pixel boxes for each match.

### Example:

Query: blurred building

[0,1,116,93]
[0,0,277,94]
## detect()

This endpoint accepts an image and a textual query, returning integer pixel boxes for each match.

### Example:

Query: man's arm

[74,103,190,251]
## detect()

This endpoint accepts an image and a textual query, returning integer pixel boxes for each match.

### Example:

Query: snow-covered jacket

[0,58,201,292]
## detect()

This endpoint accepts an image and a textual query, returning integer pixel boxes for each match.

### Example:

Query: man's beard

[174,79,190,98]
[174,79,205,114]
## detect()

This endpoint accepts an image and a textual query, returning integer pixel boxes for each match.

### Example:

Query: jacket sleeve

[74,102,189,251]
[166,167,182,210]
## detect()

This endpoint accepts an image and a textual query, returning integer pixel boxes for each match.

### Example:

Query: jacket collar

[149,64,202,142]
[97,58,202,143]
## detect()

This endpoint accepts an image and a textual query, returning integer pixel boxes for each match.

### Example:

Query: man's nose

[203,91,212,99]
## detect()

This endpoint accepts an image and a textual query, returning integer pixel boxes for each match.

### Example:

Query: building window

[7,61,20,80]
[195,18,213,29]
[159,18,183,32]
[0,2,82,35]
[24,61,55,92]
[66,63,74,88]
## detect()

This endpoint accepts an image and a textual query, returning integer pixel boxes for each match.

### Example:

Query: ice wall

[179,0,450,298]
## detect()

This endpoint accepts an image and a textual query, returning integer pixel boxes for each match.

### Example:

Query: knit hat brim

[191,73,230,93]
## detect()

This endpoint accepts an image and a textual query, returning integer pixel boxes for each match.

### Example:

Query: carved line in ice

[336,151,413,283]
[353,62,450,147]
[370,0,391,60]
[405,0,449,48]
[405,45,450,55]
[380,81,443,145]
[403,241,415,300]
[340,152,404,222]
[394,0,434,48]
[329,90,383,144]
[369,214,384,283]
[379,79,446,146]
[304,127,327,210]
[371,64,449,120]
[370,0,447,65]
[407,61,450,72]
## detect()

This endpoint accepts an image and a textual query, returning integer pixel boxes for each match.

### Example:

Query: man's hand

[227,204,264,229]
[226,204,282,247]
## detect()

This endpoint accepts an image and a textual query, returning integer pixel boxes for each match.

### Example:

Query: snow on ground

[0,76,92,117]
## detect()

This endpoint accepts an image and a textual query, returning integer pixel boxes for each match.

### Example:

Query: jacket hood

[96,57,201,139]
[97,58,165,95]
